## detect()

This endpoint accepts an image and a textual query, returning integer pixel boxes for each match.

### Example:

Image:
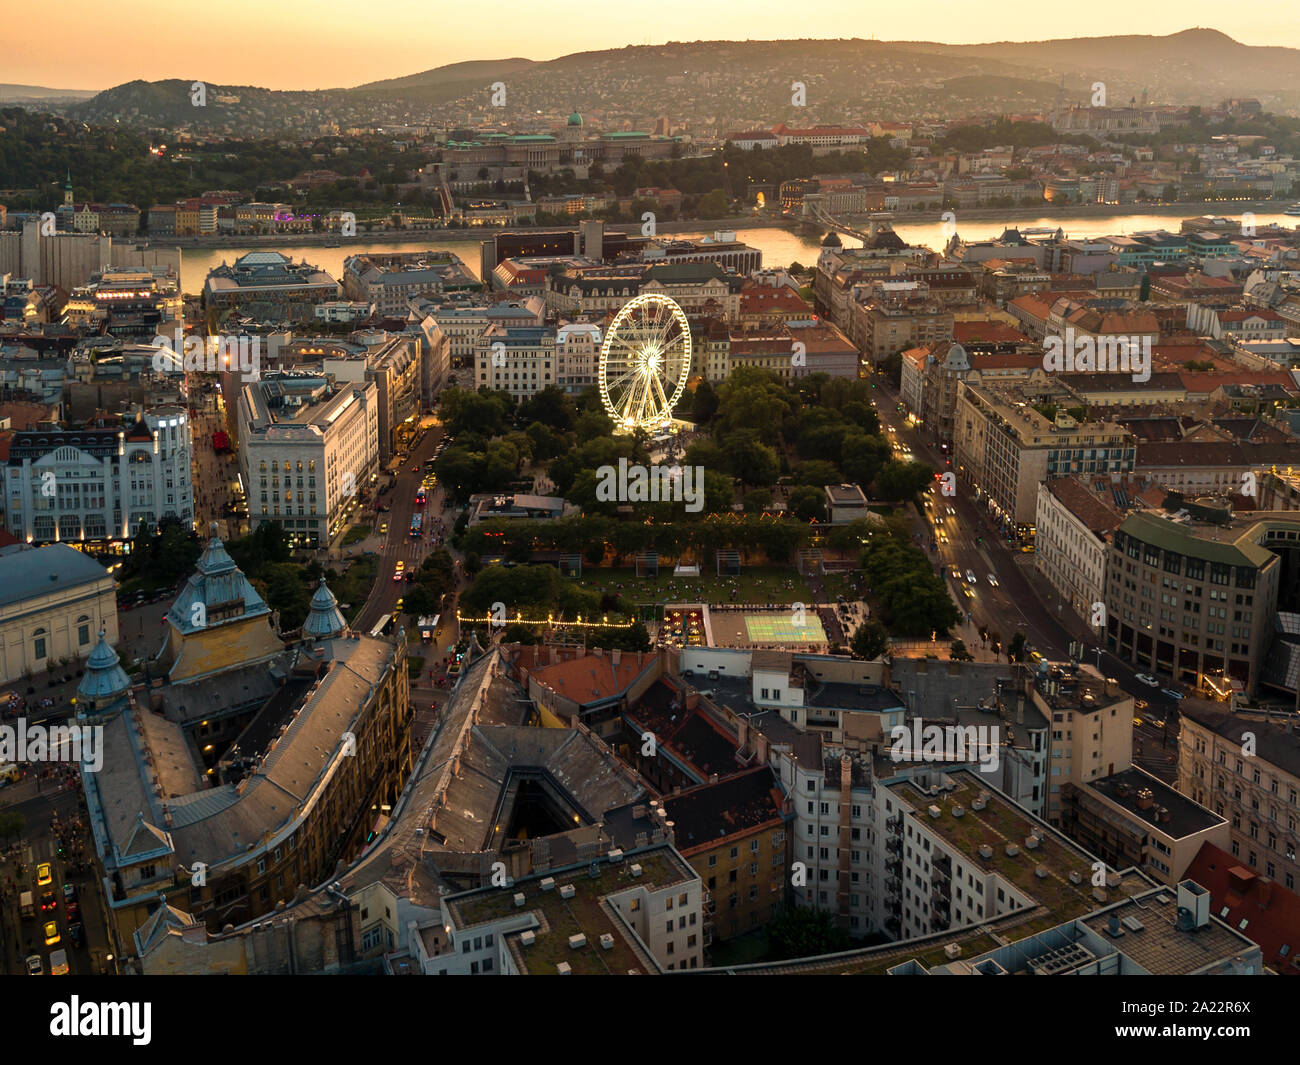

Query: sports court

[743,613,826,644]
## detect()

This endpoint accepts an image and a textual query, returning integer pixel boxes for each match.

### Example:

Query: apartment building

[341,251,480,316]
[953,380,1135,527]
[5,408,194,545]
[322,333,423,462]
[236,372,379,548]
[1178,706,1300,897]
[474,325,557,399]
[1103,503,1297,695]
[1035,477,1126,623]
[1060,766,1229,884]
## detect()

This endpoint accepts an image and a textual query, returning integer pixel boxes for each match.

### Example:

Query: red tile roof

[1185,842,1300,975]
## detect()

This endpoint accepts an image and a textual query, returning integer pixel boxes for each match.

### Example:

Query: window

[32,629,46,660]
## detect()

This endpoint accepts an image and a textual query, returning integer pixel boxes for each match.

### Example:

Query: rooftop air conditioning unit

[540,877,556,892]
[559,884,576,900]
[630,863,643,878]
[568,933,586,950]
[519,930,536,947]
[513,893,525,908]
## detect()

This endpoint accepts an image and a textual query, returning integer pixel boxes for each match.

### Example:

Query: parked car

[61,883,75,903]
[25,955,42,976]
[68,922,84,949]
[1135,673,1160,687]
[1161,688,1186,701]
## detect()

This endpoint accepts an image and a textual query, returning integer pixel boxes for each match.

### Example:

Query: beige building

[953,380,1135,527]
[1178,705,1300,895]
[1060,766,1229,884]
[0,543,117,685]
[1103,505,1296,695]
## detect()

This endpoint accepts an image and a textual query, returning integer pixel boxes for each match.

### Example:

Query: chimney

[1136,787,1154,810]
[611,649,621,667]
[756,732,769,763]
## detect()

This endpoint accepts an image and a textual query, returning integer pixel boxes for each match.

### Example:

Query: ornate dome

[303,577,347,640]
[77,628,131,709]
[567,112,583,127]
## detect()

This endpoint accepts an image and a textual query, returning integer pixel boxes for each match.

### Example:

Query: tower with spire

[302,577,347,641]
[64,171,73,208]
[75,627,133,723]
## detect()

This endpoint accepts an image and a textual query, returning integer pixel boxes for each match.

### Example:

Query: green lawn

[819,571,866,601]
[341,524,372,547]
[577,566,815,606]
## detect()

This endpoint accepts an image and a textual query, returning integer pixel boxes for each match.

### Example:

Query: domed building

[302,577,347,641]
[75,628,133,722]
[153,527,282,683]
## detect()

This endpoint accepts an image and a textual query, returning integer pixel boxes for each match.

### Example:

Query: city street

[871,375,1187,780]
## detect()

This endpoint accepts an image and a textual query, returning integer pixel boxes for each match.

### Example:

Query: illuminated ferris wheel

[598,293,691,434]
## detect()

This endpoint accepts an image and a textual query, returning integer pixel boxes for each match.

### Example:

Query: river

[175,208,1300,294]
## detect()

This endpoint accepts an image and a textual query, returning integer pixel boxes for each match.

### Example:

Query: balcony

[885,858,902,877]
[885,877,902,895]
[886,837,902,855]
[886,815,902,834]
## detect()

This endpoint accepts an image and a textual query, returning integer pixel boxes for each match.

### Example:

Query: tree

[787,485,826,522]
[950,639,974,662]
[1008,632,1027,664]
[697,188,729,218]
[874,460,934,502]
[0,810,24,845]
[851,619,890,661]
[743,488,772,514]
[768,907,850,959]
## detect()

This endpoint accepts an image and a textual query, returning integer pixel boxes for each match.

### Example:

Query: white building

[4,408,194,545]
[236,372,378,548]
[1034,477,1124,623]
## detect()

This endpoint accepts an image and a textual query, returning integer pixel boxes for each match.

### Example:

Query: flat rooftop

[444,845,696,975]
[1088,767,1225,839]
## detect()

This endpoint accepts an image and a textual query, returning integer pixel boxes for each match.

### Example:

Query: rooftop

[1088,766,1226,839]
[444,844,695,975]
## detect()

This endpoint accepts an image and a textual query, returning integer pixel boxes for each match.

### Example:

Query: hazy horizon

[5,4,1300,94]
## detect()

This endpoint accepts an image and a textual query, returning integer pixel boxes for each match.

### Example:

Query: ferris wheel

[598,293,691,434]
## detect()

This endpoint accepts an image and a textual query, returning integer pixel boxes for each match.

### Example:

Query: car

[966,570,977,584]
[987,574,998,587]
[938,531,949,544]
[40,891,56,912]
[392,569,404,583]
[61,883,75,903]
[395,598,404,613]
[26,955,42,976]
[380,523,388,534]
[36,863,52,886]
[410,466,418,472]
[1028,651,1044,664]
[43,921,60,946]
[1133,716,1144,728]
[68,923,84,948]
[950,565,962,579]
[1135,699,1148,711]
[947,506,955,516]
[1161,688,1185,701]
[66,900,80,921]
[1153,719,1167,729]
[961,584,974,599]
[1135,673,1160,687]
